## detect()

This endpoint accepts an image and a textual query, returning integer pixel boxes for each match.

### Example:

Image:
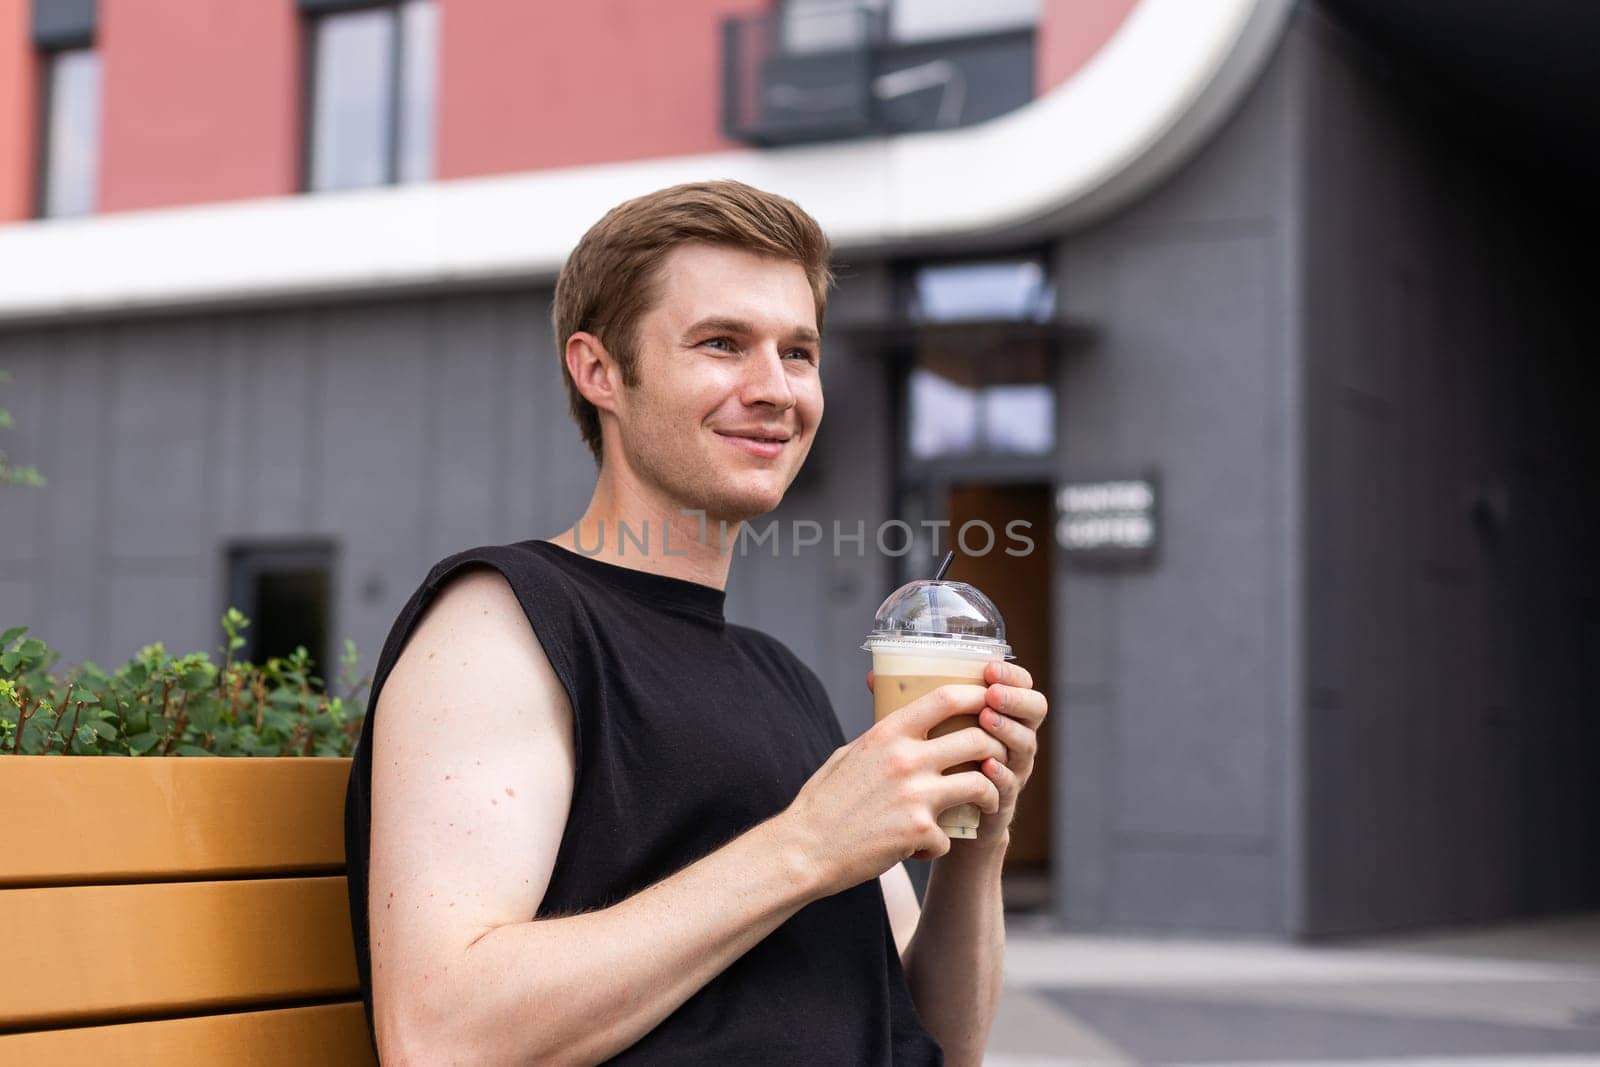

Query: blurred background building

[1,0,1596,942]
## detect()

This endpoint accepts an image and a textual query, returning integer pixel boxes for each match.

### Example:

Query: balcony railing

[722,5,884,146]
[722,3,1035,148]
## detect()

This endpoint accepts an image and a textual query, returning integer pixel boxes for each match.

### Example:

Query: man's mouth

[714,430,792,458]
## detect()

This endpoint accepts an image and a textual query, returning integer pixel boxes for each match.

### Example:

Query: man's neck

[546,477,742,592]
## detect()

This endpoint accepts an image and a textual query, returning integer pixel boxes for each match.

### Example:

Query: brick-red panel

[0,0,35,221]
[438,0,766,180]
[1038,0,1138,95]
[99,0,300,213]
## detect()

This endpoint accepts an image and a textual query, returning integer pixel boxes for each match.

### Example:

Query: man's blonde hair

[552,180,834,465]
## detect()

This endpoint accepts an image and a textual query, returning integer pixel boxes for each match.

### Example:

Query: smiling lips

[715,428,792,459]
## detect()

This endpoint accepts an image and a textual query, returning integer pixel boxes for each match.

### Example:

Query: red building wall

[1038,0,1140,95]
[437,0,769,180]
[3,0,1140,220]
[98,0,301,213]
[0,0,35,222]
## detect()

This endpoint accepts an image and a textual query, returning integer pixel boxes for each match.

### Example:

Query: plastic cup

[863,579,1011,841]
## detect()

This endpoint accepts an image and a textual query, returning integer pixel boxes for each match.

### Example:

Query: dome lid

[862,579,1011,658]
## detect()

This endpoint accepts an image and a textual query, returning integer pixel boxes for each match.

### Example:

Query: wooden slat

[1,877,359,1030]
[0,756,352,886]
[0,1001,377,1067]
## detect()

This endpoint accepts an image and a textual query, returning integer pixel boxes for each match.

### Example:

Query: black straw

[933,550,955,581]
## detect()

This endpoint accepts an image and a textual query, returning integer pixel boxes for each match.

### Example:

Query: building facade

[2,0,1595,938]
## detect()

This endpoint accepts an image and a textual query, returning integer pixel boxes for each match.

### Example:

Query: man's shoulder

[420,539,547,586]
[412,540,586,611]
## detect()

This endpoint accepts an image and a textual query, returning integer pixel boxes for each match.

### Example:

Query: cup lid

[862,579,1012,658]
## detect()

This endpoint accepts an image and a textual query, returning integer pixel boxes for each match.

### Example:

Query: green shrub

[0,608,368,756]
[0,368,46,488]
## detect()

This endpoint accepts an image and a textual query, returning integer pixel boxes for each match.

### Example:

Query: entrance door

[943,483,1054,897]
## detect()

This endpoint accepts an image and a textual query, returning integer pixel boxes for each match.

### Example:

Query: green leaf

[186,700,221,735]
[178,666,214,692]
[0,651,19,673]
[0,626,26,649]
[127,731,161,755]
[174,743,211,757]
[88,719,117,740]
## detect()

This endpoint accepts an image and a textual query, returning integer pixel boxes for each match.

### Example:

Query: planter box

[0,756,376,1065]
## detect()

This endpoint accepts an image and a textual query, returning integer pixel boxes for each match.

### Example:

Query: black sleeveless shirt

[343,540,942,1064]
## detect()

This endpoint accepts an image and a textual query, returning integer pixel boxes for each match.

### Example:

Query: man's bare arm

[368,570,824,1065]
[880,863,921,959]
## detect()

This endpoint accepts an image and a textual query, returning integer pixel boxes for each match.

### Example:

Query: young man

[343,181,1048,1065]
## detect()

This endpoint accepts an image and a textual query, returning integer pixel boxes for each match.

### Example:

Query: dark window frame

[892,250,1061,471]
[299,0,430,193]
[224,540,339,673]
[33,42,99,219]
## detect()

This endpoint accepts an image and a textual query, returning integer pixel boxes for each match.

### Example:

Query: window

[306,0,436,192]
[781,0,1037,51]
[908,357,1055,459]
[780,0,884,54]
[227,544,335,670]
[39,46,101,217]
[888,0,1038,44]
[902,256,1058,460]
[909,259,1055,322]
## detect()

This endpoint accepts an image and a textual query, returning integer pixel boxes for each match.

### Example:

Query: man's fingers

[982,757,1021,809]
[980,708,1038,767]
[885,683,988,736]
[986,660,1034,690]
[986,683,1047,727]
[865,669,875,694]
[929,770,1001,815]
[922,725,1006,772]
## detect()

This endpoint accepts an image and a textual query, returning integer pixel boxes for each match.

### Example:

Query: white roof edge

[0,0,1294,324]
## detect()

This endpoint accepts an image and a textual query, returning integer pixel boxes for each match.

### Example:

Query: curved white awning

[0,0,1294,324]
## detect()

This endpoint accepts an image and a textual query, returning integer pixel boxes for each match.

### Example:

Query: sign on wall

[1055,477,1159,564]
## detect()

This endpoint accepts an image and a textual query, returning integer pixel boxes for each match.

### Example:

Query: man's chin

[695,480,790,527]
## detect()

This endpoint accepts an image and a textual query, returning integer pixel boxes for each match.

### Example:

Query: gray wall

[1299,7,1600,935]
[1,294,593,685]
[1050,15,1305,936]
[0,285,898,732]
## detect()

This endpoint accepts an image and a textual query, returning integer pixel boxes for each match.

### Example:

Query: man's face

[607,243,824,526]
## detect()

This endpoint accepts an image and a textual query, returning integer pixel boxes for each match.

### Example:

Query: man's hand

[780,684,1006,895]
[866,661,1048,851]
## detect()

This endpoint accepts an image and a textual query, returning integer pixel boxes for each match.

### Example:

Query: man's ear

[565,331,624,416]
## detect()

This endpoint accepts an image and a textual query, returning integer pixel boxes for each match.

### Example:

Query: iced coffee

[863,579,1010,840]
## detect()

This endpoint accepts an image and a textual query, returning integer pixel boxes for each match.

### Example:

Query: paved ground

[987,913,1600,1066]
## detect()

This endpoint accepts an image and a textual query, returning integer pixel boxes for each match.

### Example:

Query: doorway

[942,482,1054,907]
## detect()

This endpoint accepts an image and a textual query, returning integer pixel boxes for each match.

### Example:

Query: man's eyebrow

[684,316,820,345]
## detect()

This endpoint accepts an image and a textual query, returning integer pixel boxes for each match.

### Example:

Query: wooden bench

[0,756,377,1066]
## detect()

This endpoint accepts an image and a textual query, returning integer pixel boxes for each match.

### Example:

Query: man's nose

[741,343,797,409]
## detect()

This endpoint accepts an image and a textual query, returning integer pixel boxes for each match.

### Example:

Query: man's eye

[786,349,818,362]
[702,337,736,352]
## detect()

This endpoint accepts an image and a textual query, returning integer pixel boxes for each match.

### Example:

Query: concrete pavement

[987,914,1600,1066]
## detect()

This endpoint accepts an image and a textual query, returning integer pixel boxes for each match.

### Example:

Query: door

[943,483,1054,894]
